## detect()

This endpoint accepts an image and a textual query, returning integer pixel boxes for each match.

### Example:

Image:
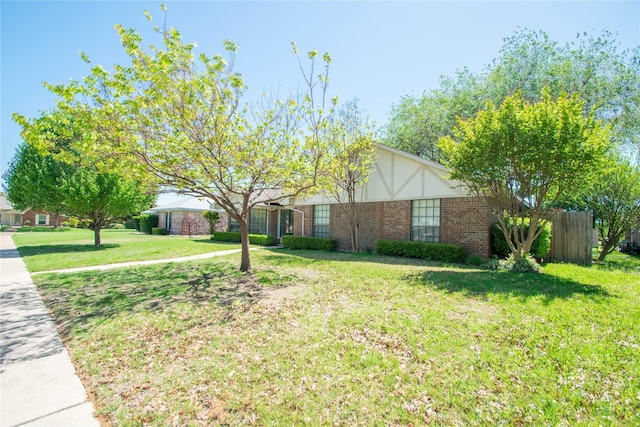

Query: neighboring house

[144,197,227,236]
[144,144,495,257]
[0,194,65,227]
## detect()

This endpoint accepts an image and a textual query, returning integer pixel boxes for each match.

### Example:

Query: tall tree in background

[577,157,640,261]
[439,91,611,260]
[321,99,376,252]
[12,110,156,246]
[2,142,73,227]
[386,29,639,160]
[39,9,334,271]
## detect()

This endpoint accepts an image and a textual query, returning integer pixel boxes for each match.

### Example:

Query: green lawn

[11,228,241,272]
[29,247,639,426]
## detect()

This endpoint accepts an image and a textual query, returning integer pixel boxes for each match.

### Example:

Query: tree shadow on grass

[403,269,611,305]
[35,261,295,338]
[17,244,120,258]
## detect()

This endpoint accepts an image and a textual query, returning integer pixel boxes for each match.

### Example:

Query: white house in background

[143,197,223,236]
[0,195,25,226]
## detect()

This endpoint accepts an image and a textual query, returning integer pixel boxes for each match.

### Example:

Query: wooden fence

[548,211,593,265]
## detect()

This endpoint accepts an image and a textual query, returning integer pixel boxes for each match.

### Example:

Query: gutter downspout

[287,207,306,236]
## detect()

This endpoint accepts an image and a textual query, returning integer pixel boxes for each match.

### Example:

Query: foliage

[440,90,610,260]
[385,29,640,159]
[2,141,74,228]
[465,255,486,266]
[139,214,159,235]
[492,219,551,260]
[281,235,338,251]
[375,239,467,263]
[109,223,125,229]
[64,217,80,228]
[0,225,8,232]
[15,226,71,233]
[202,211,220,234]
[212,231,275,246]
[574,156,640,261]
[131,215,141,232]
[320,99,377,252]
[124,219,137,229]
[151,227,169,235]
[37,7,336,271]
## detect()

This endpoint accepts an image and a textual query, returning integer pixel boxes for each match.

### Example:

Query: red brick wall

[22,210,68,227]
[294,197,493,258]
[440,197,493,258]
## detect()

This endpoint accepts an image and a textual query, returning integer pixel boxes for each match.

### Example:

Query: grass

[11,228,241,272]
[29,248,639,426]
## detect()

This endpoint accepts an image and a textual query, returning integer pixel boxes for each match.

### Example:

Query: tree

[40,9,333,271]
[386,29,640,160]
[321,99,376,252]
[439,90,611,260]
[12,110,156,246]
[2,142,73,227]
[578,157,640,261]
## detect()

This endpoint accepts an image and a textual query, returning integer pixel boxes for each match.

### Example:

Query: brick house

[288,144,494,258]
[0,194,67,227]
[144,145,494,257]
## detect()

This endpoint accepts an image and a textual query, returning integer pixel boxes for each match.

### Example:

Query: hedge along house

[144,197,227,236]
[289,144,495,258]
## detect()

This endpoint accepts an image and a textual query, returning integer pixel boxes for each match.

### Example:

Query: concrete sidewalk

[0,233,100,427]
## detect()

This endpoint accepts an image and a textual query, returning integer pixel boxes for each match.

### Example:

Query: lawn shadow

[17,244,120,258]
[404,269,611,304]
[36,261,294,338]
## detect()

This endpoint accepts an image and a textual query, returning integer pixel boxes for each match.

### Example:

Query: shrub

[79,219,92,229]
[202,211,220,234]
[483,254,541,273]
[124,219,137,229]
[152,227,169,235]
[281,235,339,251]
[139,214,159,234]
[375,240,467,263]
[0,225,8,232]
[109,223,125,229]
[23,220,31,226]
[466,255,486,266]
[131,215,142,231]
[211,231,276,246]
[492,219,551,260]
[65,217,80,228]
[15,226,69,233]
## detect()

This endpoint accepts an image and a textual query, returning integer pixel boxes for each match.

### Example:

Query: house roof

[145,197,216,213]
[0,194,27,214]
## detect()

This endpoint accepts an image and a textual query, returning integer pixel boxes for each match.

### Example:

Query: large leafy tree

[386,29,640,160]
[321,99,376,252]
[13,110,156,246]
[40,10,332,271]
[439,91,611,260]
[2,142,73,227]
[578,157,640,261]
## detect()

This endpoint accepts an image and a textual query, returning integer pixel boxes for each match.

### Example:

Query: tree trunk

[53,213,60,228]
[238,219,251,272]
[93,227,101,247]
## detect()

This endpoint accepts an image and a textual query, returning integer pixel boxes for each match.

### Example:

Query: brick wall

[294,197,493,258]
[22,210,68,227]
[440,197,493,258]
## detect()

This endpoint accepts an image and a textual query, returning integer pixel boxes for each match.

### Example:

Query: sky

[2,0,639,193]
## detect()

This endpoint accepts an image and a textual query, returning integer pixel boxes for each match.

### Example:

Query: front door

[278,210,294,239]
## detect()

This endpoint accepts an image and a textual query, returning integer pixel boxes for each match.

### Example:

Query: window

[165,212,172,232]
[313,205,330,238]
[228,209,268,235]
[36,214,49,226]
[249,209,267,235]
[279,210,294,237]
[411,199,440,242]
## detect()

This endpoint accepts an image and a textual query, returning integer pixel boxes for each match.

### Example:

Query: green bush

[65,217,80,228]
[492,219,551,260]
[0,225,8,232]
[466,255,486,266]
[211,231,275,246]
[281,235,339,251]
[375,240,467,263]
[139,214,159,235]
[15,226,70,233]
[109,223,125,229]
[131,216,141,231]
[124,219,137,229]
[79,219,92,229]
[23,220,31,226]
[202,211,220,234]
[152,227,169,235]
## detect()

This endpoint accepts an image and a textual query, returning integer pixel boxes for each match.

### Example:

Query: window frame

[313,204,330,238]
[411,199,440,243]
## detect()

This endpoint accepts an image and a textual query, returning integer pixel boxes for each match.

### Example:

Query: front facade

[289,144,494,258]
[0,195,68,227]
[147,197,227,236]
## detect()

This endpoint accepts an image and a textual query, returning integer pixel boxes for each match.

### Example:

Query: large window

[36,214,49,226]
[165,212,172,232]
[228,209,268,235]
[313,205,330,238]
[411,199,440,242]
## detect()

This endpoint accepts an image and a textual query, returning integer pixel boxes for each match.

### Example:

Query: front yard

[24,237,639,425]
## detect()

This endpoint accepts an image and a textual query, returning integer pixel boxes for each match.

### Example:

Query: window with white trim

[165,212,172,232]
[313,205,330,238]
[411,199,440,242]
[36,214,49,226]
[228,209,268,235]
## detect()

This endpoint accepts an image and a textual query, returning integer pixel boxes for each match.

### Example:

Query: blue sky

[2,1,639,187]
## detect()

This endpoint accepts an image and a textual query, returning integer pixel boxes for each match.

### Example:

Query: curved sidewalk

[0,233,100,427]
